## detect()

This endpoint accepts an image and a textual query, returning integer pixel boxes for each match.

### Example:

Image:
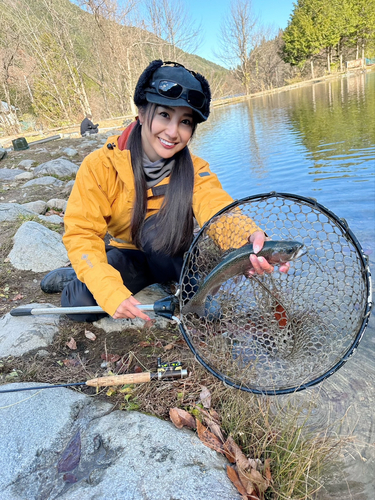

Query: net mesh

[179,194,369,393]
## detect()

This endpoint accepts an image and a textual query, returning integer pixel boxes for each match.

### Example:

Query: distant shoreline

[212,66,375,108]
[1,67,374,148]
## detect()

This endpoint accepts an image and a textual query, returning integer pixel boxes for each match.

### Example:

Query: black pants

[61,217,188,322]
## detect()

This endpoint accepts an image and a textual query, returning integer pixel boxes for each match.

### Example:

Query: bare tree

[143,0,203,62]
[78,0,148,116]
[217,0,261,95]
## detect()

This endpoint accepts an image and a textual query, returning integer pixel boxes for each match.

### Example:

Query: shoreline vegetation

[2,66,373,149]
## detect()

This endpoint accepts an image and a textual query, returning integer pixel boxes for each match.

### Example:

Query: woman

[41,60,288,322]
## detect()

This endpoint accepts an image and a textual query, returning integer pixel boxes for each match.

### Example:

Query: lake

[191,71,375,499]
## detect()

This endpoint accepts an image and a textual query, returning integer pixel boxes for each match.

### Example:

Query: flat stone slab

[0,384,240,500]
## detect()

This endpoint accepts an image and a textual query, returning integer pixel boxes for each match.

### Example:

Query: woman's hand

[248,230,290,275]
[113,296,151,321]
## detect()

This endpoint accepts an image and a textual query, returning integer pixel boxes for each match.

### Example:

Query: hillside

[0,0,233,134]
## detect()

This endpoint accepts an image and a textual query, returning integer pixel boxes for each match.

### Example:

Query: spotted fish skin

[182,240,305,317]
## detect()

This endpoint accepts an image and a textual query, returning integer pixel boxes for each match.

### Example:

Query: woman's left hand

[248,230,290,275]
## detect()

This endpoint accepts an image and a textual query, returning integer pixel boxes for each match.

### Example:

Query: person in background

[80,114,99,136]
[41,60,289,322]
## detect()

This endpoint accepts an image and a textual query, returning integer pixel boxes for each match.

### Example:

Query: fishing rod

[0,358,187,394]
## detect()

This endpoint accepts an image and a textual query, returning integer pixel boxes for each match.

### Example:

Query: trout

[182,240,305,317]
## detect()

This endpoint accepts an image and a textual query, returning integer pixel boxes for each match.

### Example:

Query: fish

[182,240,305,317]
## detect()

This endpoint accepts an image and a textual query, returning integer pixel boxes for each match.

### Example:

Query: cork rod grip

[86,372,152,387]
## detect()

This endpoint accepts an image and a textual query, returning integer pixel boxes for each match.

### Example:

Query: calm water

[191,71,375,499]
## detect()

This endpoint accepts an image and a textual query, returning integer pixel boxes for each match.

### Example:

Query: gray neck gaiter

[143,153,175,189]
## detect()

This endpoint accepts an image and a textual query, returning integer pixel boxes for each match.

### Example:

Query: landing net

[178,193,372,394]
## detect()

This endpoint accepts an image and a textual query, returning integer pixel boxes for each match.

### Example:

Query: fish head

[279,241,306,261]
[267,241,306,264]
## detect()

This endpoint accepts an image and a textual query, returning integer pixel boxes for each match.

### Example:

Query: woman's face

[139,105,194,162]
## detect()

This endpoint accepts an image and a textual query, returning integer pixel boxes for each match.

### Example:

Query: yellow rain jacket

[63,135,259,316]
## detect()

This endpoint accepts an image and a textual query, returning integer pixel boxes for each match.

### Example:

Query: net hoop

[178,192,373,395]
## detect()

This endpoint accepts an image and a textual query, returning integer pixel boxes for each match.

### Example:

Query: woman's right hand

[113,296,150,321]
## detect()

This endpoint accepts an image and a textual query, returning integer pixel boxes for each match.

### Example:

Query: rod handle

[86,372,152,387]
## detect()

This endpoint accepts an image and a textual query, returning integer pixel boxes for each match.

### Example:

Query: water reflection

[191,71,375,498]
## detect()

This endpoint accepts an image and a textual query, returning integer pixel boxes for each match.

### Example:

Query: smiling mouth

[159,137,176,147]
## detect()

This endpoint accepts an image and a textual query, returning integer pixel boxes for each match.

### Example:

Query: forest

[1,0,374,134]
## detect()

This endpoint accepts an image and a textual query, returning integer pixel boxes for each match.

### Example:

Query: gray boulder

[0,304,60,358]
[0,168,25,181]
[0,202,39,222]
[22,176,64,188]
[21,200,47,214]
[47,198,68,211]
[18,159,36,170]
[14,171,34,181]
[8,221,69,271]
[0,385,240,500]
[62,148,78,157]
[33,158,79,178]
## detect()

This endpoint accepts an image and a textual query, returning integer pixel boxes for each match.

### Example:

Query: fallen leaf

[139,341,152,347]
[196,419,225,454]
[203,417,225,443]
[226,465,248,496]
[84,329,96,341]
[63,358,80,367]
[237,468,256,496]
[264,458,272,482]
[250,468,270,494]
[133,365,143,373]
[164,343,174,350]
[12,293,24,301]
[223,436,250,470]
[66,337,77,350]
[143,319,156,330]
[169,408,196,429]
[200,386,211,409]
[100,353,120,362]
[57,431,81,473]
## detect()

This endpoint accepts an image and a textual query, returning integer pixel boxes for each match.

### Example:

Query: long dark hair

[127,104,197,256]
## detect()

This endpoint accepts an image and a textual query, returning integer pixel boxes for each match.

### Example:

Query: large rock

[0,168,25,181]
[0,384,240,500]
[21,200,47,214]
[0,304,60,357]
[0,202,63,224]
[8,221,69,271]
[18,159,36,170]
[33,158,79,178]
[22,176,64,188]
[0,202,37,222]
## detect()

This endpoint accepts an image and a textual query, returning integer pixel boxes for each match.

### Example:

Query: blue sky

[188,0,295,65]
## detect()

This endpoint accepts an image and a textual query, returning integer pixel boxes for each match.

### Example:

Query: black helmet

[134,60,211,123]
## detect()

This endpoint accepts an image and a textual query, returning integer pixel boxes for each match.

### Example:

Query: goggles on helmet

[148,79,206,109]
